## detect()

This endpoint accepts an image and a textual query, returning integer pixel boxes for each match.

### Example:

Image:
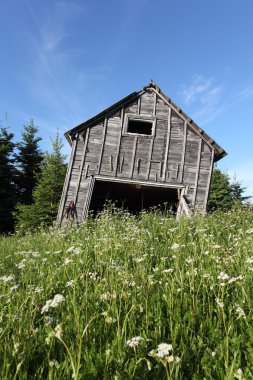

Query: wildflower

[217,272,230,281]
[235,306,246,319]
[234,368,245,380]
[64,258,72,265]
[246,228,253,234]
[126,336,143,348]
[65,280,75,288]
[41,294,65,313]
[0,275,15,282]
[212,244,221,249]
[211,351,216,357]
[163,268,174,273]
[10,284,19,292]
[133,257,145,263]
[216,298,224,308]
[149,343,173,359]
[171,243,183,250]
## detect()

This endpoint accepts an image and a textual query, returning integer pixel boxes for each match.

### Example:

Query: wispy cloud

[22,1,111,132]
[180,75,223,124]
[180,75,253,125]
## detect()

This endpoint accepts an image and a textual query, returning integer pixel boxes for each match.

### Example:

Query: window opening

[127,119,153,135]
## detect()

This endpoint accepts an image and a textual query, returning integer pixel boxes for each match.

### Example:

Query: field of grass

[0,207,253,379]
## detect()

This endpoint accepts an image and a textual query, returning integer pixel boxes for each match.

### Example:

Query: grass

[0,207,253,379]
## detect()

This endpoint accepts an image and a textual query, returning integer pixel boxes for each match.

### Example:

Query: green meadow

[0,207,253,379]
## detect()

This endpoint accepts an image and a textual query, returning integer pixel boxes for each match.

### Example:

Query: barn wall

[58,89,215,223]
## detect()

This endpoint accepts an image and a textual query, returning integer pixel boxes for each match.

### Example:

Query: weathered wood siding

[58,89,215,223]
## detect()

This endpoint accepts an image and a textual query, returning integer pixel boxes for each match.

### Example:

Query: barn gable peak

[65,81,227,161]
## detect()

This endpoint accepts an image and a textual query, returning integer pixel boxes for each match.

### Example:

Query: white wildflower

[0,275,15,282]
[126,336,143,348]
[65,280,75,288]
[235,306,246,319]
[10,284,19,292]
[64,258,72,265]
[216,298,224,308]
[234,368,245,380]
[149,343,173,359]
[41,294,65,313]
[246,228,253,234]
[171,243,182,250]
[163,268,174,273]
[133,257,145,263]
[217,272,230,281]
[213,244,221,249]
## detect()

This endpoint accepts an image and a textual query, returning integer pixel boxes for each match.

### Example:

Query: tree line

[0,121,251,234]
[0,122,66,234]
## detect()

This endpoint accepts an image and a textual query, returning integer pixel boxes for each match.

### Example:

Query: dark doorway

[89,180,179,216]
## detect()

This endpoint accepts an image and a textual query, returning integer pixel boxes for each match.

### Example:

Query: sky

[1,0,253,196]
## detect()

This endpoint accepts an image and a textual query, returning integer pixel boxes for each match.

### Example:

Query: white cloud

[180,75,253,125]
[180,75,223,124]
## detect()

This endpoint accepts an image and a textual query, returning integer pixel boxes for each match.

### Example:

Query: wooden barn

[57,81,227,225]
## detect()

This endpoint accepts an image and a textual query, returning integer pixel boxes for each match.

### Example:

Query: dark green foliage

[208,168,251,211]
[14,132,66,232]
[15,120,43,205]
[0,128,17,233]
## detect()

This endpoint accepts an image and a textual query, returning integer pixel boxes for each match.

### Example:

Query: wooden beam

[130,136,138,178]
[72,128,90,209]
[95,175,184,189]
[192,139,202,208]
[97,117,108,174]
[179,121,187,183]
[203,148,215,212]
[81,176,95,220]
[137,97,141,114]
[57,133,78,224]
[162,107,171,181]
[146,138,155,181]
[114,107,124,177]
[153,92,157,116]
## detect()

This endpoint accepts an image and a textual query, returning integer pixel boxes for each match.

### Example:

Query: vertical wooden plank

[146,138,155,180]
[179,121,187,183]
[97,117,108,174]
[81,176,95,220]
[114,107,124,176]
[57,133,78,224]
[72,128,90,208]
[192,139,202,208]
[162,107,171,181]
[203,148,215,212]
[130,136,138,178]
[153,92,157,116]
[137,97,141,115]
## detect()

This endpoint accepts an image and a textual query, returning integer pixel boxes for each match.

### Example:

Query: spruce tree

[14,131,66,232]
[207,168,233,211]
[15,120,43,204]
[0,128,17,233]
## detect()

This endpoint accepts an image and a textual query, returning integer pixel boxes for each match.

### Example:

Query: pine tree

[15,120,44,204]
[14,131,66,232]
[207,168,233,211]
[230,176,251,204]
[0,127,17,233]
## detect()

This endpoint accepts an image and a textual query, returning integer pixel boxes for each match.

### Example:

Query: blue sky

[1,0,253,195]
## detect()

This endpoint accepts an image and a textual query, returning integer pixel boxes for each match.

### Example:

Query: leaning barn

[57,82,226,225]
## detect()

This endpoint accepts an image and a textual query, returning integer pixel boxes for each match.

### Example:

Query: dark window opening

[89,181,179,217]
[127,119,153,135]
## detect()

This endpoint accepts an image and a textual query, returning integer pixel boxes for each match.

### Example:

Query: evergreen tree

[230,176,251,204]
[208,168,233,211]
[208,168,251,211]
[14,132,66,232]
[15,120,43,204]
[0,127,17,233]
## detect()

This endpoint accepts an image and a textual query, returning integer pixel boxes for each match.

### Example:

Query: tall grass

[0,207,253,379]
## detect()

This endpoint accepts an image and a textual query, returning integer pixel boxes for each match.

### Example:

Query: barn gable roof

[65,82,227,162]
